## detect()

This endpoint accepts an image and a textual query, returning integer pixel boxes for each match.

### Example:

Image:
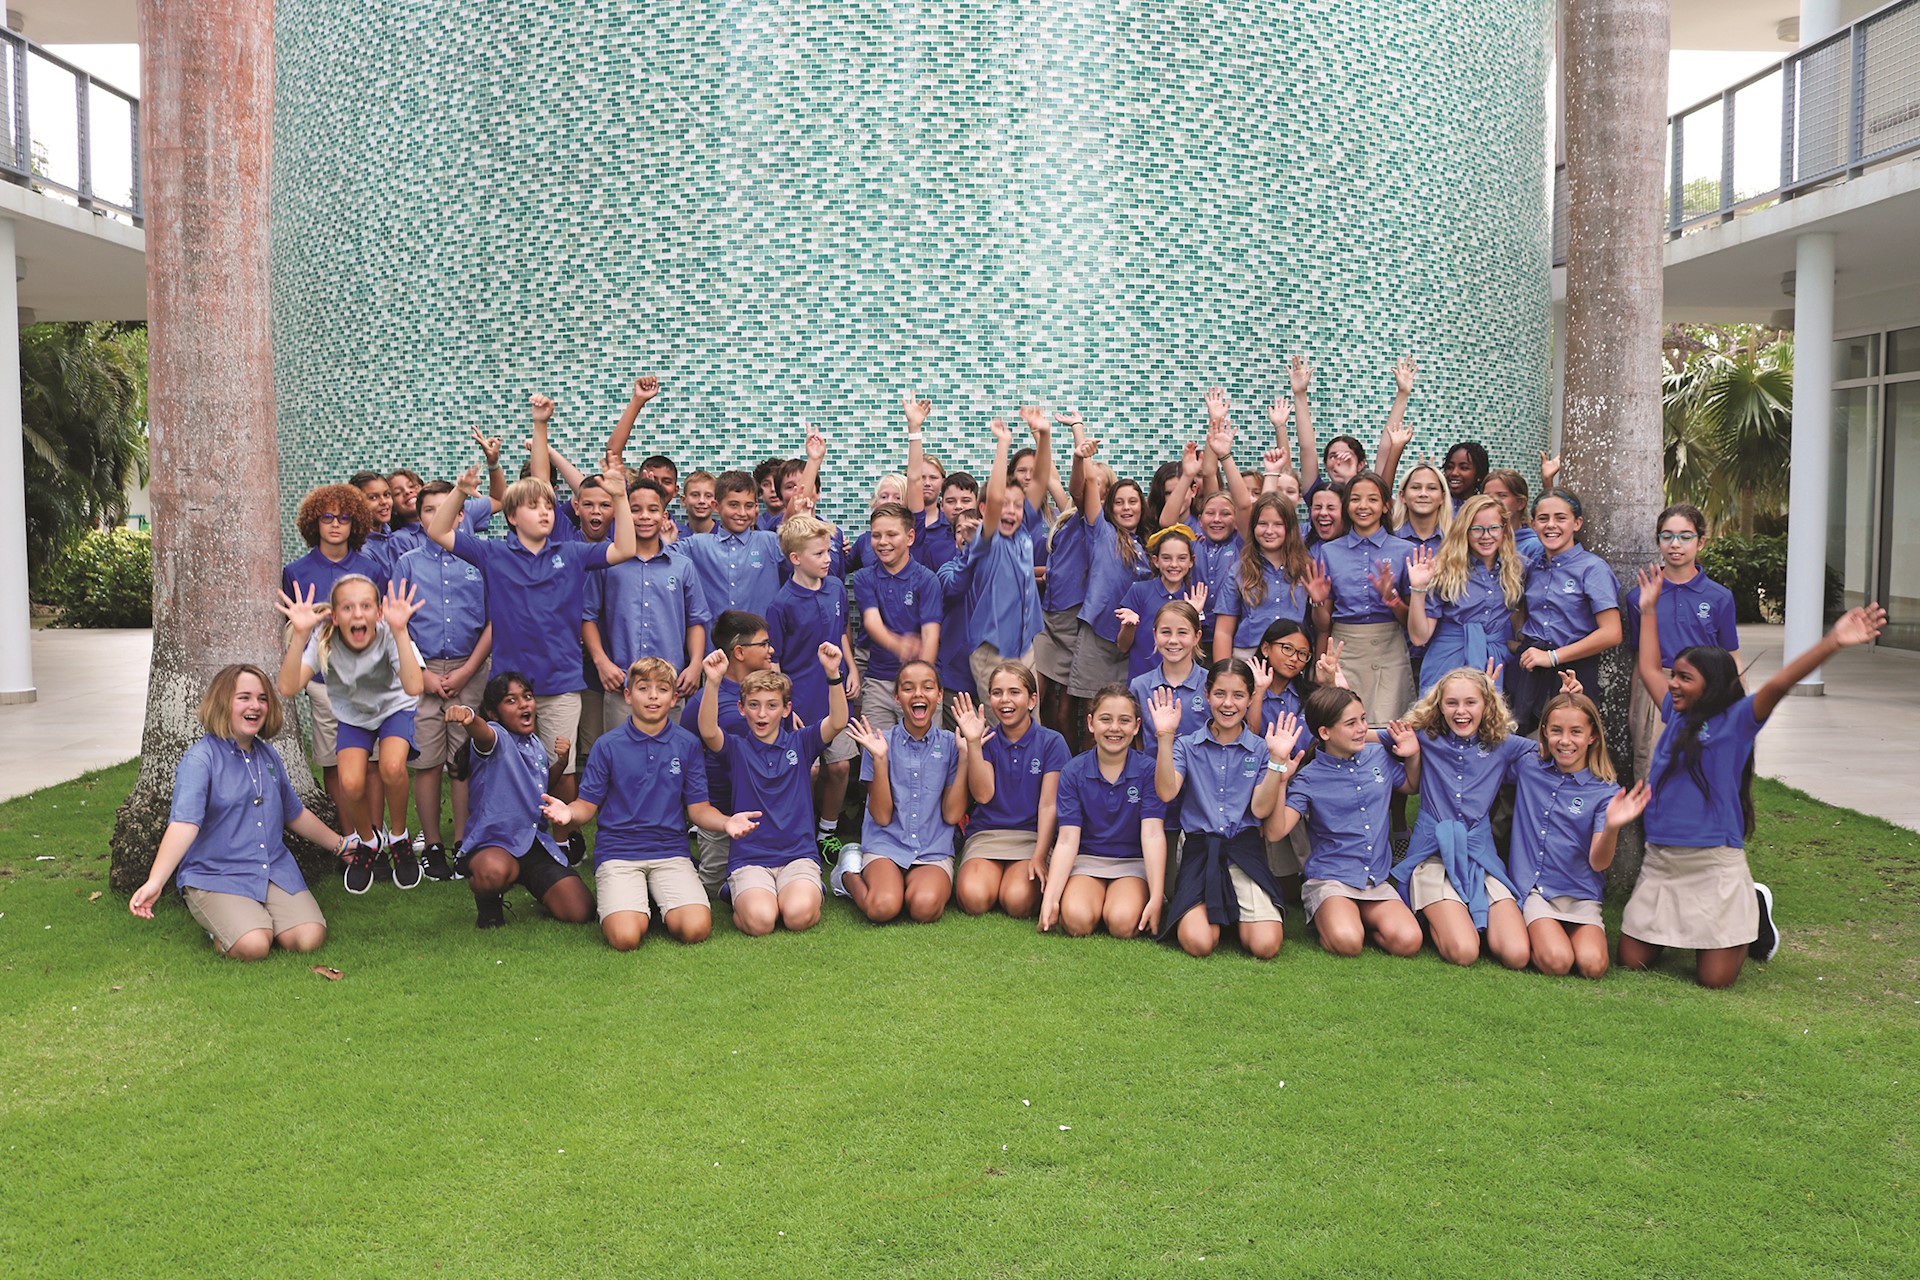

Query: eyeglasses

[1466,524,1503,537]
[1270,643,1312,660]
[317,513,353,525]
[737,638,773,648]
[1657,531,1699,544]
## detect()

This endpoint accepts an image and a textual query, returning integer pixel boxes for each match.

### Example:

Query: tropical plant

[1660,324,1793,534]
[20,320,149,588]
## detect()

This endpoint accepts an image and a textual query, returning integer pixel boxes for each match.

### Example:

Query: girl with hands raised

[954,664,1069,920]
[1406,494,1527,698]
[1116,528,1217,681]
[1038,686,1169,940]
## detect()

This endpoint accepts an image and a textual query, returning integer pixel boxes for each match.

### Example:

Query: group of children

[136,365,1887,991]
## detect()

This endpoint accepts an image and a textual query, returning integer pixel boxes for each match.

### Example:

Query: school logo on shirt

[750,554,764,568]
[552,554,565,569]
[1126,785,1140,804]
[904,590,916,605]
[464,565,480,581]
[1029,757,1042,775]
[786,748,799,765]
[1569,796,1585,815]
[1371,764,1384,783]
[669,757,682,775]
[930,744,944,758]
[1561,577,1577,593]
[1697,601,1713,620]
[1190,694,1206,713]
[667,576,679,591]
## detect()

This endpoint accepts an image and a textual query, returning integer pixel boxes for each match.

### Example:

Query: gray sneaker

[830,843,865,897]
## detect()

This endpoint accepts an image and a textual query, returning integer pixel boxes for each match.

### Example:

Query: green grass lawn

[2,762,1916,1278]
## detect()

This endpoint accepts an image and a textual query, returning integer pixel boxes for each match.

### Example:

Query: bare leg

[778,880,823,932]
[221,928,272,961]
[450,776,470,845]
[274,922,326,953]
[1569,924,1610,979]
[1617,932,1663,971]
[1486,898,1531,970]
[1101,878,1151,939]
[1422,899,1484,967]
[998,861,1040,918]
[602,910,649,951]
[413,767,445,846]
[377,735,412,835]
[663,904,712,944]
[1528,918,1577,977]
[817,759,851,837]
[955,858,1002,915]
[1059,876,1108,937]
[467,847,522,898]
[847,858,905,924]
[1176,904,1220,957]
[732,888,780,937]
[904,865,951,923]
[1238,920,1284,959]
[1695,943,1747,990]
[1360,897,1423,957]
[1312,897,1366,957]
[334,747,376,843]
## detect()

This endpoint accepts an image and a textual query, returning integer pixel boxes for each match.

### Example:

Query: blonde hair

[1536,691,1617,782]
[625,657,677,690]
[1432,494,1525,607]
[870,473,910,508]
[503,476,557,520]
[1405,666,1515,748]
[987,660,1037,696]
[198,664,286,741]
[1390,463,1455,537]
[778,513,832,557]
[739,669,793,702]
[311,574,380,676]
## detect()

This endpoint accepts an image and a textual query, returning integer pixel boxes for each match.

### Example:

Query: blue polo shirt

[852,557,942,682]
[1214,555,1309,649]
[281,547,384,610]
[169,735,308,900]
[585,546,711,669]
[1257,683,1309,756]
[396,542,488,661]
[1644,692,1762,848]
[1192,532,1245,606]
[1513,525,1544,563]
[970,720,1069,834]
[1315,528,1414,626]
[912,508,958,572]
[777,525,849,585]
[465,723,564,864]
[1131,662,1209,757]
[858,723,961,867]
[449,527,610,697]
[579,719,709,865]
[1042,512,1091,613]
[682,677,743,810]
[722,723,828,869]
[1624,571,1739,666]
[1119,578,1206,680]
[1395,521,1445,554]
[1416,732,1534,825]
[1055,749,1167,858]
[1076,507,1150,643]
[1286,739,1406,887]
[1168,725,1267,839]
[390,496,495,561]
[1523,543,1621,649]
[1418,559,1522,694]
[360,526,398,583]
[756,509,784,532]
[1507,754,1615,902]
[961,528,1041,658]
[933,546,977,695]
[680,526,783,617]
[767,577,848,726]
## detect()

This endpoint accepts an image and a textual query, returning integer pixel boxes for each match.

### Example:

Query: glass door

[1877,381,1920,651]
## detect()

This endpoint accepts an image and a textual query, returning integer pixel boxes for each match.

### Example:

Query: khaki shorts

[1066,630,1128,699]
[184,884,326,952]
[411,656,489,770]
[534,690,583,776]
[821,726,859,765]
[306,679,341,768]
[1029,609,1082,684]
[596,856,708,919]
[1628,668,1670,786]
[970,642,1036,706]
[1301,877,1401,921]
[1230,864,1285,924]
[1408,858,1517,912]
[858,677,901,734]
[1521,889,1605,928]
[729,857,823,901]
[692,827,730,891]
[962,827,1038,865]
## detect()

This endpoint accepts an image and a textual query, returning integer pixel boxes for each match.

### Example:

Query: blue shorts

[334,709,420,761]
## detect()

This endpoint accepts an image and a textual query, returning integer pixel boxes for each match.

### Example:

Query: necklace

[235,741,265,806]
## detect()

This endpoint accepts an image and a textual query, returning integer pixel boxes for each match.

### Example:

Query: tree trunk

[111,0,331,893]
[1559,0,1669,895]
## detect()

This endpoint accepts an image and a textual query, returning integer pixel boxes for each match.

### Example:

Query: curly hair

[295,484,374,550]
[1405,665,1515,748]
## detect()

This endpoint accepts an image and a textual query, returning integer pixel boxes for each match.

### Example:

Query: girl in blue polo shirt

[1069,451,1150,703]
[1115,527,1212,681]
[953,662,1070,919]
[1509,679,1649,979]
[1620,577,1886,989]
[1311,472,1416,726]
[1272,685,1425,959]
[1245,617,1329,892]
[131,665,344,960]
[1513,490,1621,732]
[1394,666,1533,969]
[1406,494,1528,698]
[1214,493,1324,664]
[1621,503,1741,784]
[1039,686,1169,939]
[1129,601,1211,757]
[446,671,596,931]
[1190,489,1246,612]
[835,661,970,925]
[1150,659,1294,960]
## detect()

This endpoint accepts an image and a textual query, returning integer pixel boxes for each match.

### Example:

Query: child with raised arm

[276,575,426,893]
[1070,433,1150,701]
[582,477,711,731]
[1619,575,1885,988]
[835,662,970,924]
[852,503,942,735]
[1405,494,1527,698]
[767,513,862,861]
[1311,471,1416,726]
[679,470,785,617]
[1030,413,1093,740]
[952,663,1069,918]
[1621,503,1740,785]
[1039,685,1169,940]
[696,641,851,936]
[130,665,343,960]
[682,610,775,891]
[445,672,595,929]
[281,483,383,815]
[957,417,1044,699]
[542,658,760,950]
[1149,660,1291,960]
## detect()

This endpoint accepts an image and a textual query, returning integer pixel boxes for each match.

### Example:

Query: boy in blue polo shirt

[543,657,760,951]
[696,641,851,937]
[944,417,1042,699]
[852,502,941,734]
[680,470,784,616]
[429,453,636,818]
[682,609,775,891]
[767,514,861,861]
[583,478,711,731]
[397,481,494,880]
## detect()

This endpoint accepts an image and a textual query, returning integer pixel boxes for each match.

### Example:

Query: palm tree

[1660,328,1794,532]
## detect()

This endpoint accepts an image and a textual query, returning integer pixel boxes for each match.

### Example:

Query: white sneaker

[830,843,864,897]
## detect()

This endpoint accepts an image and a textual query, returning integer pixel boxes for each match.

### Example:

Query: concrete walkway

[0,625,1916,829]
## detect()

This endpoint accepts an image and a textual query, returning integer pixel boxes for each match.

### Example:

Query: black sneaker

[343,846,376,895]
[565,831,587,866]
[420,843,456,882]
[391,844,423,890]
[475,894,506,929]
[818,832,845,870]
[1751,882,1780,961]
[451,845,471,879]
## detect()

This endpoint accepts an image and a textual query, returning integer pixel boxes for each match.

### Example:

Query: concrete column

[1784,231,1836,692]
[0,217,32,704]
[1800,0,1845,45]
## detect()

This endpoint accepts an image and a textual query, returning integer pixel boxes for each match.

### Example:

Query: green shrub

[1699,531,1842,624]
[44,527,153,628]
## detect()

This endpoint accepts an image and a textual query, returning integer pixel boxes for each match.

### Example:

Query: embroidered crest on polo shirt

[1697,601,1712,619]
[1371,764,1385,783]
[785,748,799,765]
[904,590,916,605]
[465,565,480,580]
[669,757,682,775]
[1569,795,1585,815]
[1126,785,1140,804]
[1561,578,1577,593]
[667,576,679,591]
[552,554,565,568]
[1029,757,1042,775]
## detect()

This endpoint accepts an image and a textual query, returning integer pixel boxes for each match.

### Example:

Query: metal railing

[1553,0,1920,266]
[0,27,141,225]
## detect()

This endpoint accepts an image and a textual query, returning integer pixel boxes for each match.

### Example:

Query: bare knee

[275,923,326,954]
[1533,942,1574,977]
[733,897,778,936]
[1178,912,1218,957]
[1062,900,1100,937]
[665,907,711,944]
[602,912,649,952]
[862,885,904,923]
[956,865,997,915]
[468,850,517,896]
[1617,935,1659,971]
[222,929,272,961]
[1241,923,1284,960]
[1378,918,1424,958]
[1434,930,1481,967]
[1316,919,1364,957]
[1000,875,1038,919]
[782,896,821,932]
[906,884,949,923]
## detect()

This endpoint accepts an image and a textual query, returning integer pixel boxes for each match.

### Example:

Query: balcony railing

[0,27,141,226]
[1552,0,1920,267]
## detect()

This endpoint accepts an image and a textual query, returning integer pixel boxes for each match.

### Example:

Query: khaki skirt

[1301,877,1401,921]
[1407,859,1516,912]
[1332,621,1415,726]
[1621,842,1757,950]
[1264,825,1308,878]
[1068,854,1147,881]
[962,827,1039,865]
[1521,890,1605,929]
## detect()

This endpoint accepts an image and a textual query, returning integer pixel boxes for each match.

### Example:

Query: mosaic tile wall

[272,0,1553,548]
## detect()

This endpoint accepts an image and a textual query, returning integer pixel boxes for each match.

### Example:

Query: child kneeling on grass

[131,665,345,960]
[1038,685,1169,939]
[542,658,762,950]
[445,672,595,930]
[697,642,851,936]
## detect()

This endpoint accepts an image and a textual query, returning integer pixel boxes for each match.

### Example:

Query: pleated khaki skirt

[1332,620,1415,726]
[1621,842,1758,950]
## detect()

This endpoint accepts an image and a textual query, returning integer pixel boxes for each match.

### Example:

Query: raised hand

[529,393,554,424]
[382,579,423,631]
[701,649,729,684]
[468,428,503,468]
[844,717,888,759]
[1540,449,1563,492]
[1053,410,1083,430]
[1832,603,1888,648]
[1316,639,1348,688]
[1384,719,1420,758]
[1268,398,1292,434]
[275,582,330,634]
[724,810,763,839]
[903,392,932,431]
[1384,416,1413,455]
[1369,559,1402,607]
[1180,439,1205,481]
[1635,562,1665,609]
[1289,354,1313,397]
[538,792,573,826]
[817,641,844,676]
[1249,656,1274,698]
[804,423,827,463]
[1394,355,1419,396]
[1605,781,1652,830]
[632,375,660,406]
[1204,387,1230,429]
[455,462,482,497]
[1207,420,1235,461]
[1019,404,1048,437]
[989,417,1012,447]
[1114,607,1141,630]
[1147,685,1184,741]
[552,737,572,765]
[443,703,474,725]
[598,462,629,498]
[1484,657,1505,687]
[1073,435,1101,460]
[1405,545,1436,592]
[1264,712,1304,769]
[1262,447,1286,473]
[1303,557,1332,607]
[952,693,988,745]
